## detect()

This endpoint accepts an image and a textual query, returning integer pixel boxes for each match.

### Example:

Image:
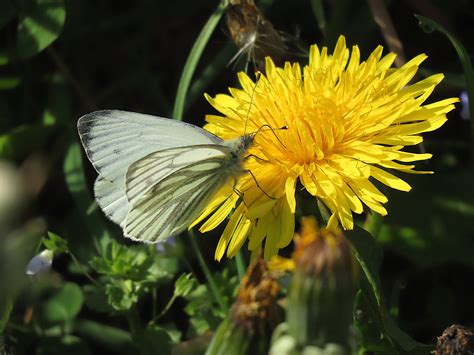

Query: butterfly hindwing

[125,145,230,205]
[124,146,233,243]
[93,176,129,226]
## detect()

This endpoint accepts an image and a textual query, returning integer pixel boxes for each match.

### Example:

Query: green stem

[172,0,227,120]
[235,250,246,281]
[187,231,227,313]
[310,0,326,36]
[68,251,100,287]
[415,14,474,166]
[317,199,331,224]
[126,305,141,334]
[149,294,178,325]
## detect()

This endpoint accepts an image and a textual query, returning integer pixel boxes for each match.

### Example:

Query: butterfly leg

[245,169,274,200]
[246,154,270,163]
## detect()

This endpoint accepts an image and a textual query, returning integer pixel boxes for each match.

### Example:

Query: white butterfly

[77,110,253,244]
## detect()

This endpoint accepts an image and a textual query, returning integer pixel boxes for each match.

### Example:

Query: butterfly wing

[78,110,222,182]
[77,110,223,225]
[123,145,232,243]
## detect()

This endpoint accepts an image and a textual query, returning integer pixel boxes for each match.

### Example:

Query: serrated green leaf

[17,0,66,59]
[105,280,138,311]
[348,226,430,352]
[43,231,68,254]
[353,291,395,354]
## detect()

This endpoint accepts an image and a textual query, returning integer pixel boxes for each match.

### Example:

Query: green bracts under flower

[206,258,281,355]
[271,217,356,354]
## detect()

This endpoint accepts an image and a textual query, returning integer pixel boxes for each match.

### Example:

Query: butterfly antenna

[252,124,288,149]
[243,72,262,134]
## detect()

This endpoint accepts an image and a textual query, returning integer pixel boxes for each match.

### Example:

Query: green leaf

[0,52,9,66]
[82,284,114,313]
[353,291,396,354]
[105,280,139,311]
[174,273,196,298]
[0,76,21,90]
[73,319,133,352]
[132,325,172,355]
[38,282,84,324]
[0,123,56,160]
[90,241,170,282]
[37,335,91,355]
[63,141,112,255]
[347,226,429,352]
[17,0,66,59]
[0,297,13,333]
[43,231,68,254]
[172,0,226,120]
[377,171,474,267]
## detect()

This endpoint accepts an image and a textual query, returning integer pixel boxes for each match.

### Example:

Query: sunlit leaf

[17,0,66,59]
[43,231,68,254]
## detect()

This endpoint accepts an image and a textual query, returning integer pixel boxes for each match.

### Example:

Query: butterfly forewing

[77,110,224,226]
[77,110,222,182]
[123,146,233,243]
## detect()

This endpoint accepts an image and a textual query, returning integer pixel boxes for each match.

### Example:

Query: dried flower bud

[436,324,474,355]
[225,0,288,69]
[206,257,282,355]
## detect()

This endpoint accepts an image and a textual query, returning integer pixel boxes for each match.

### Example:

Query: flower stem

[236,250,246,281]
[187,231,227,313]
[68,251,100,287]
[149,294,178,325]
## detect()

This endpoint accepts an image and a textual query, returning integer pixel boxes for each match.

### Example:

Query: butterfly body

[78,110,253,243]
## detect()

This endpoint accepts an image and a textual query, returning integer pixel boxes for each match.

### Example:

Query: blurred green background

[1,0,473,354]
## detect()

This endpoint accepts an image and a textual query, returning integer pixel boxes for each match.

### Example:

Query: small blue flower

[460,90,470,120]
[156,236,177,253]
[25,250,53,275]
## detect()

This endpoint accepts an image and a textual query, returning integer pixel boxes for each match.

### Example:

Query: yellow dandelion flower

[193,35,458,261]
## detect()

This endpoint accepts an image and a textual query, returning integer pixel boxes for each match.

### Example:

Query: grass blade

[172,1,227,121]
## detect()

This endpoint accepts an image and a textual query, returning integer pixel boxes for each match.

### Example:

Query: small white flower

[25,249,53,275]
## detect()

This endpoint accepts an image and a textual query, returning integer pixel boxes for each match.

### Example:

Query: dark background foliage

[1,0,473,354]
